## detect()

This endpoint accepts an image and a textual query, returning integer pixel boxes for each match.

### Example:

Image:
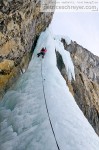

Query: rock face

[56,39,99,136]
[0,0,54,98]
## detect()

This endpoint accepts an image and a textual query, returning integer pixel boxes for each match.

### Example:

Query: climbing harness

[41,60,60,150]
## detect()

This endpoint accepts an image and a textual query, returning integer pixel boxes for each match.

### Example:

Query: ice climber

[37,47,47,58]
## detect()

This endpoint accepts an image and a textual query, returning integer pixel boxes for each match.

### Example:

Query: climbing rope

[41,59,60,150]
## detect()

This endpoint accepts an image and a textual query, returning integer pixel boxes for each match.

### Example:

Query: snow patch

[54,35,71,45]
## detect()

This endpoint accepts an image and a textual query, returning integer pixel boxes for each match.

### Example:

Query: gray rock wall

[59,39,99,136]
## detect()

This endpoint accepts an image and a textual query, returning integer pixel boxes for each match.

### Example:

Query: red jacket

[41,48,47,53]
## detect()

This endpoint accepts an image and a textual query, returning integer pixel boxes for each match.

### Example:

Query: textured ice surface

[0,28,99,150]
